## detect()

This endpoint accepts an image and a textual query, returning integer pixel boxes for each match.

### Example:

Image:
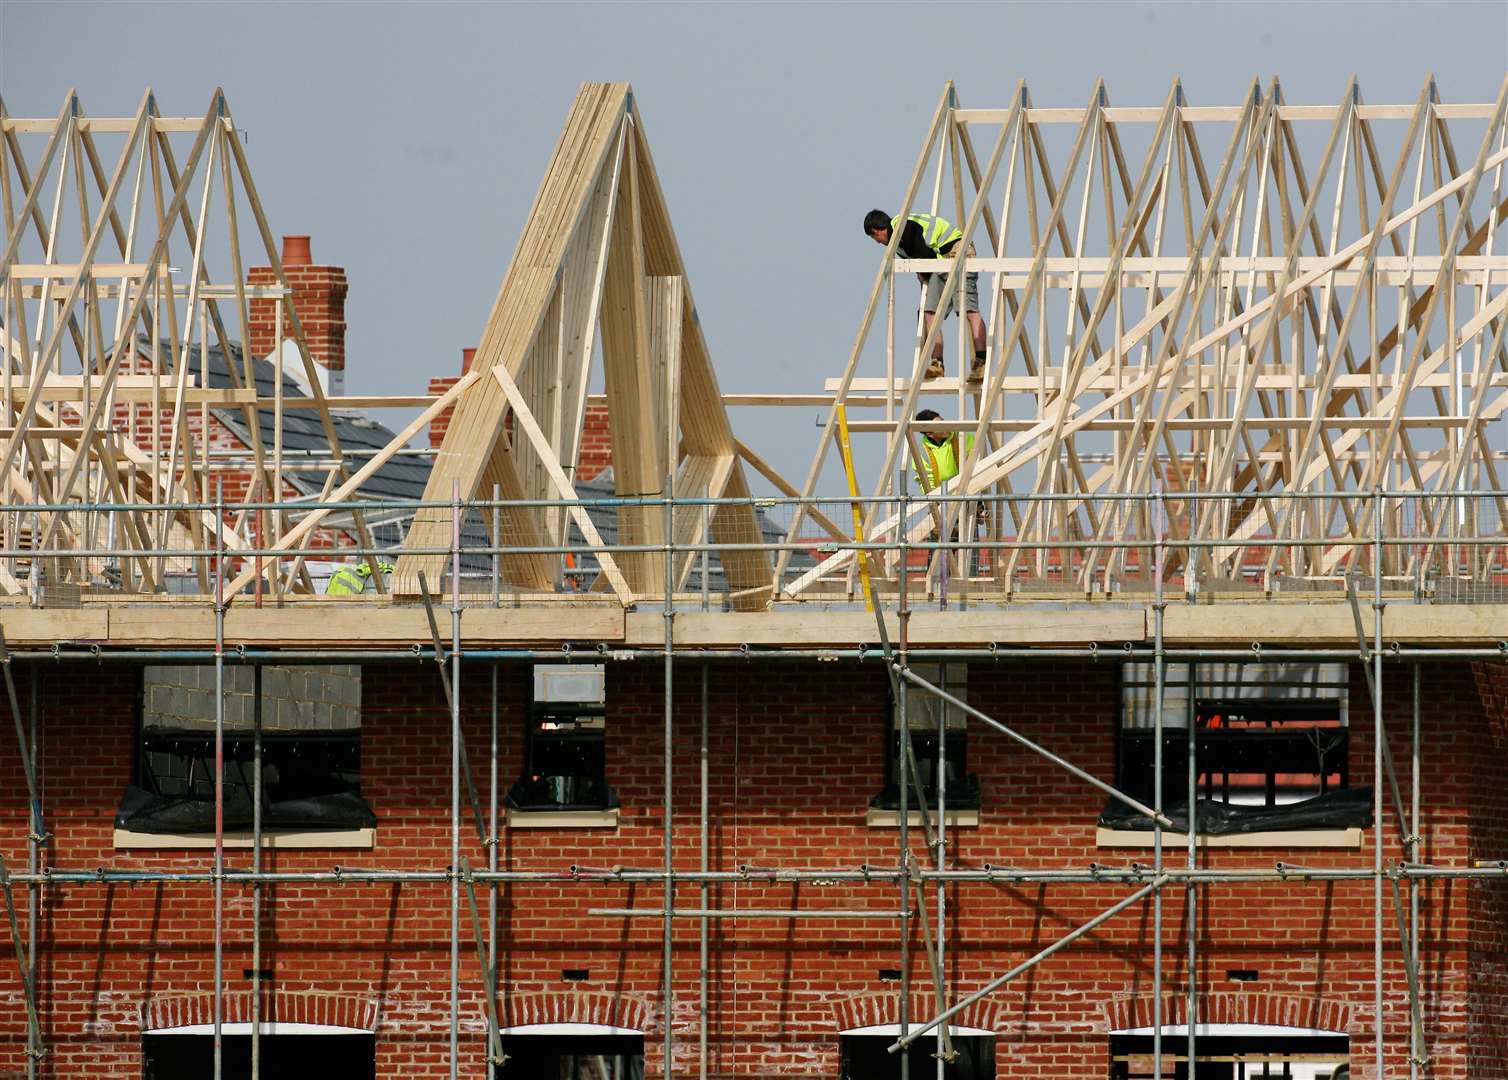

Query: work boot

[969,356,987,382]
[924,357,945,380]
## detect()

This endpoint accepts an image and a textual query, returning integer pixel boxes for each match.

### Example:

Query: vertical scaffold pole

[251,664,263,1080]
[898,487,911,1080]
[699,661,710,1080]
[488,661,499,993]
[1153,489,1166,1077]
[1410,661,1421,1080]
[449,480,462,1080]
[0,626,45,1073]
[1187,509,1198,1074]
[663,491,676,1079]
[27,668,41,1079]
[1373,490,1385,1079]
[214,478,226,1080]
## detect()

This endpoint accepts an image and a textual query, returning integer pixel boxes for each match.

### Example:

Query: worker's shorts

[921,270,979,315]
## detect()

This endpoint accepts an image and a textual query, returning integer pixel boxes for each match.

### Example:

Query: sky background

[3,0,1506,493]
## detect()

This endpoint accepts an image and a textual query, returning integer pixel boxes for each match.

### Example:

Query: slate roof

[156,339,805,591]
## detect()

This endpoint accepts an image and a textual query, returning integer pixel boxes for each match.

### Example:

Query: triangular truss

[0,87,379,596]
[391,82,772,608]
[784,76,1508,598]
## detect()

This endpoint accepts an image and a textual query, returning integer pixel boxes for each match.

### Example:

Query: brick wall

[1,659,1503,1077]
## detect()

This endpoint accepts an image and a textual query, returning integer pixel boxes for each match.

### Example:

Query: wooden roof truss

[392,83,772,609]
[0,88,380,598]
[784,77,1508,598]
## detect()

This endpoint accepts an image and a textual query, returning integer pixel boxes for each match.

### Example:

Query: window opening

[496,1026,644,1079]
[840,1025,995,1079]
[872,663,979,812]
[144,1025,375,1080]
[1117,663,1350,810]
[1108,1024,1348,1079]
[507,664,618,812]
[118,666,375,835]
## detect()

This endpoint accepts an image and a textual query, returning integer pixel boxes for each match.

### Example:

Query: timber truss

[784,77,1508,599]
[0,84,771,609]
[391,83,771,608]
[0,87,383,597]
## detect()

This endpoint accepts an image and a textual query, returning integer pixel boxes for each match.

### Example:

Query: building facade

[1,654,1503,1078]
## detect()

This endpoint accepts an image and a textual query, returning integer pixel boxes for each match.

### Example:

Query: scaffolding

[2,78,1507,1079]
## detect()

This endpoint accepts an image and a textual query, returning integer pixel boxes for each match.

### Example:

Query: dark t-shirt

[895,218,959,278]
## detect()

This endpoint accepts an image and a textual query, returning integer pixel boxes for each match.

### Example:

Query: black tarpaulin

[1098,786,1373,835]
[115,785,377,834]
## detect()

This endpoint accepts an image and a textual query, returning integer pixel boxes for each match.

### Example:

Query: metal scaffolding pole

[1410,662,1423,1079]
[6,862,1502,888]
[897,489,911,1080]
[448,483,462,1080]
[1186,568,1198,1076]
[663,493,676,1080]
[699,663,710,1080]
[0,627,45,1072]
[892,878,1166,1050]
[214,479,226,1080]
[488,661,500,1042]
[251,664,263,1080]
[1152,490,1166,1079]
[26,668,40,1079]
[1374,491,1385,1080]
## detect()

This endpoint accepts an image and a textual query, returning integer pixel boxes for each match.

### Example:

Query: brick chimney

[427,348,475,448]
[576,403,612,483]
[248,235,348,396]
[427,347,613,482]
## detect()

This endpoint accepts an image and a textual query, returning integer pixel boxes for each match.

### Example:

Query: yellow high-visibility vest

[891,212,964,255]
[325,564,372,596]
[913,433,975,492]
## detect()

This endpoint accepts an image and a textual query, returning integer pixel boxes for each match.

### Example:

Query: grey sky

[3,0,1505,493]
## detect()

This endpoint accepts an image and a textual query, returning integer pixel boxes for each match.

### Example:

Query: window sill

[506,808,620,829]
[866,808,979,829]
[113,828,375,850]
[1095,826,1363,850]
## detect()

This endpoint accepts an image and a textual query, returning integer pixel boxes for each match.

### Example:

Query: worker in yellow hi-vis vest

[910,410,987,578]
[864,209,988,381]
[325,561,394,596]
[910,409,974,493]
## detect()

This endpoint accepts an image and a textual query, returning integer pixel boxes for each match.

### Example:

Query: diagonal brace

[1388,872,1432,1071]
[0,854,44,1060]
[1346,576,1415,847]
[0,629,45,844]
[895,665,1173,828]
[891,877,1165,1052]
[461,857,507,1068]
[417,572,489,849]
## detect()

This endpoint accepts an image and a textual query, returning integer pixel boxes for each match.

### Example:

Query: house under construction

[0,77,1506,1079]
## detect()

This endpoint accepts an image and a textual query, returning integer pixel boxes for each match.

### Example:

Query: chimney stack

[428,348,475,448]
[426,346,612,481]
[248,235,348,396]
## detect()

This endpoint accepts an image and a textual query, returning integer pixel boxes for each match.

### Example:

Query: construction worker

[864,209,987,380]
[324,560,394,596]
[910,409,975,493]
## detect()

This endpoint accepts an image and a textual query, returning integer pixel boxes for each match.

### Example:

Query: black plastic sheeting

[1099,785,1374,835]
[116,786,376,834]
